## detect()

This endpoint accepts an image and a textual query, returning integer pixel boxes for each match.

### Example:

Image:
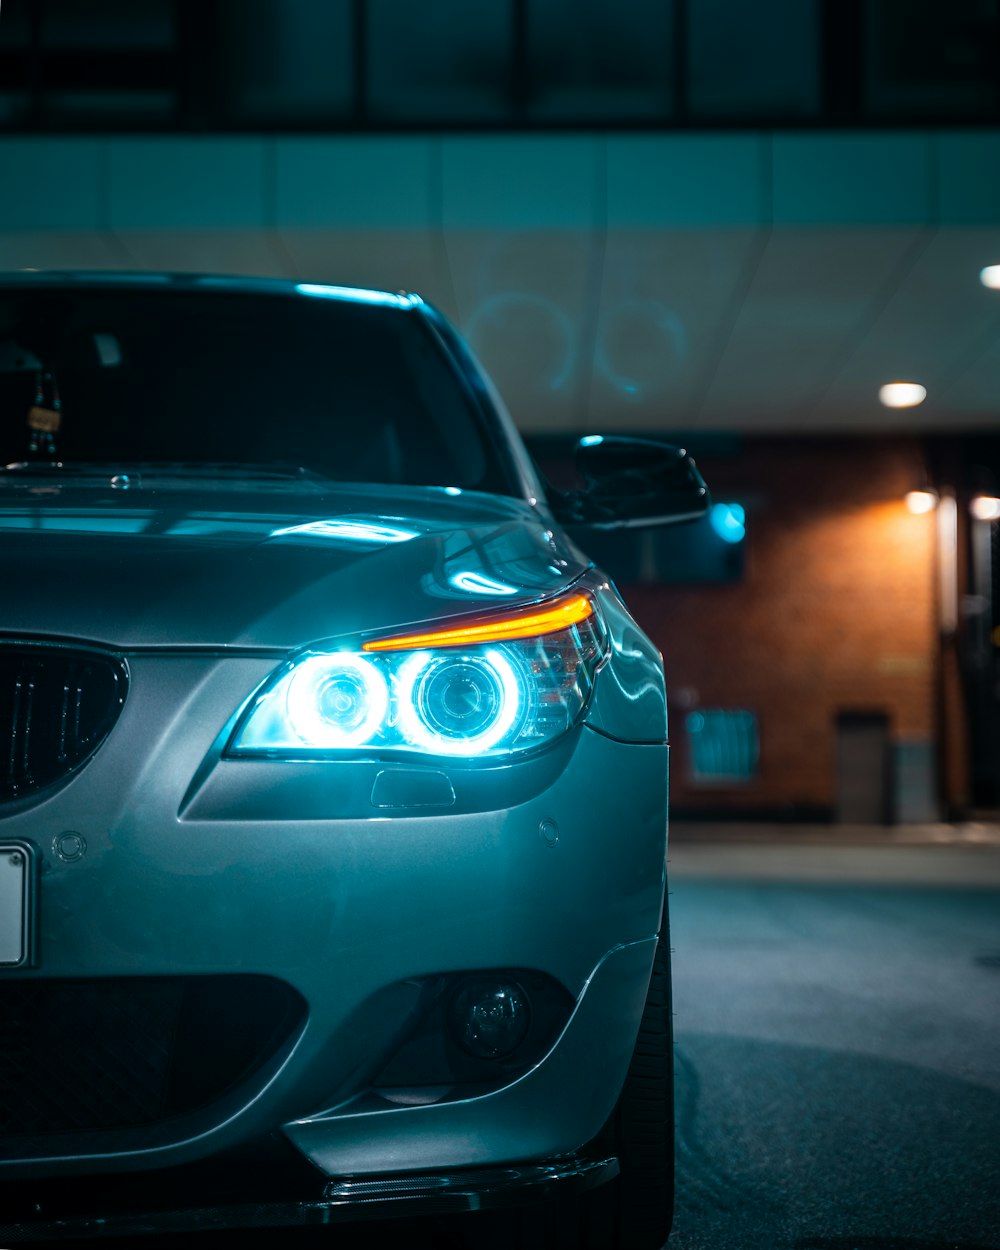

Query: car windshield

[0,286,516,494]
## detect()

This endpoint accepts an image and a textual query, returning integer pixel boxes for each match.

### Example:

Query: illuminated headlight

[228,593,606,761]
[395,649,522,755]
[285,654,388,748]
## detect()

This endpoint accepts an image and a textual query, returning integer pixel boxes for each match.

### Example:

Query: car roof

[0,270,424,310]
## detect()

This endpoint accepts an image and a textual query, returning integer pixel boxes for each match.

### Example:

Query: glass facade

[525,0,676,122]
[366,0,512,123]
[219,0,354,123]
[1,0,997,130]
[686,0,821,120]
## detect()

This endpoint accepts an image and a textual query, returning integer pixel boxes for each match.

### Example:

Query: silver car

[0,273,707,1248]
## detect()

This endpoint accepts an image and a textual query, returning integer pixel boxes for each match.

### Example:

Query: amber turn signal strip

[362,593,594,653]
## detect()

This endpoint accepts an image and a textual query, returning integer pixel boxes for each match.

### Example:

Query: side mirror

[547,436,710,530]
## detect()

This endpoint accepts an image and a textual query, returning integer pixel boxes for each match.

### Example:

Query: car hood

[0,478,587,650]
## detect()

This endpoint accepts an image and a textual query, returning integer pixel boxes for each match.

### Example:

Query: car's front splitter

[0,1151,619,1242]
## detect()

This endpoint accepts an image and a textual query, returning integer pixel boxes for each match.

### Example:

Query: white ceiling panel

[107,139,268,230]
[585,228,761,430]
[439,138,601,431]
[695,227,928,427]
[913,321,1000,425]
[605,135,766,228]
[771,134,933,225]
[113,230,289,278]
[938,133,1000,224]
[0,231,130,271]
[0,140,103,232]
[444,230,598,432]
[441,137,600,231]
[813,228,1000,417]
[274,138,435,230]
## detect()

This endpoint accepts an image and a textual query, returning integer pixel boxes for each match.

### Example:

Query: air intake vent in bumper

[1,644,127,803]
[0,975,306,1149]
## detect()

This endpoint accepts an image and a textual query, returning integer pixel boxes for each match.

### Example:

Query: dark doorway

[836,711,891,824]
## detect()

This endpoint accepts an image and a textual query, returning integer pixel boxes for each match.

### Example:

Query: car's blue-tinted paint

[0,274,672,1219]
[0,482,587,649]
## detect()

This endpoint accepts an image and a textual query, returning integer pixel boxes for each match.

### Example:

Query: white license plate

[0,844,30,966]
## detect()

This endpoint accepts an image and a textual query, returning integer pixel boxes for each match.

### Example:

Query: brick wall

[616,437,938,818]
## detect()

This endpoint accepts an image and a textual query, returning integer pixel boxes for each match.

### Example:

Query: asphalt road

[18,843,1000,1250]
[666,842,1000,1250]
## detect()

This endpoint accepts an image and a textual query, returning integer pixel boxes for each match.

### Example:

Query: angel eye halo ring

[284,653,389,748]
[394,649,524,755]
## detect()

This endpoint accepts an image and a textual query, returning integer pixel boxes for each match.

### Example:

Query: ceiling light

[971,495,1000,521]
[905,489,938,515]
[879,382,927,409]
[979,265,1000,289]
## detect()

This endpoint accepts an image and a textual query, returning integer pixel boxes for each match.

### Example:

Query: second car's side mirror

[547,436,710,530]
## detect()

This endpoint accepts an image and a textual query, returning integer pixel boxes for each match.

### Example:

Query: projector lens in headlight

[396,649,523,755]
[228,591,606,760]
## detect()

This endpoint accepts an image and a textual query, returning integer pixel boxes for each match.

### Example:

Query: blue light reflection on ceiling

[594,298,688,400]
[709,502,746,544]
[465,292,576,392]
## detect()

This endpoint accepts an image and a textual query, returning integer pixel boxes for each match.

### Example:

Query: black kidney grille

[0,976,306,1138]
[1,645,127,802]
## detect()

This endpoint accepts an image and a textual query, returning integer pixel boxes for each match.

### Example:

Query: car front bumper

[0,652,668,1185]
[1,1149,620,1242]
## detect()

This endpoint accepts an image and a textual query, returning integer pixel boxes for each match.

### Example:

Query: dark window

[217,0,354,124]
[0,0,178,127]
[687,0,821,119]
[525,0,675,122]
[366,0,512,123]
[4,0,1000,132]
[864,0,1000,119]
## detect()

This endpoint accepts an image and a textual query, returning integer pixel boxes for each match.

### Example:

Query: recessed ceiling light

[879,382,927,408]
[971,495,1000,521]
[980,265,1000,289]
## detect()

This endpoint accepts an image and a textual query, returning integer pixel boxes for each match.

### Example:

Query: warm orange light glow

[362,594,594,652]
[905,489,938,515]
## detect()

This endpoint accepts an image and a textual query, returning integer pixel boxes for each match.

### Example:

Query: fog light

[449,979,531,1060]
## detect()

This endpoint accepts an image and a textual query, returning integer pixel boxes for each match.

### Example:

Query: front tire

[456,911,674,1250]
[598,920,674,1248]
